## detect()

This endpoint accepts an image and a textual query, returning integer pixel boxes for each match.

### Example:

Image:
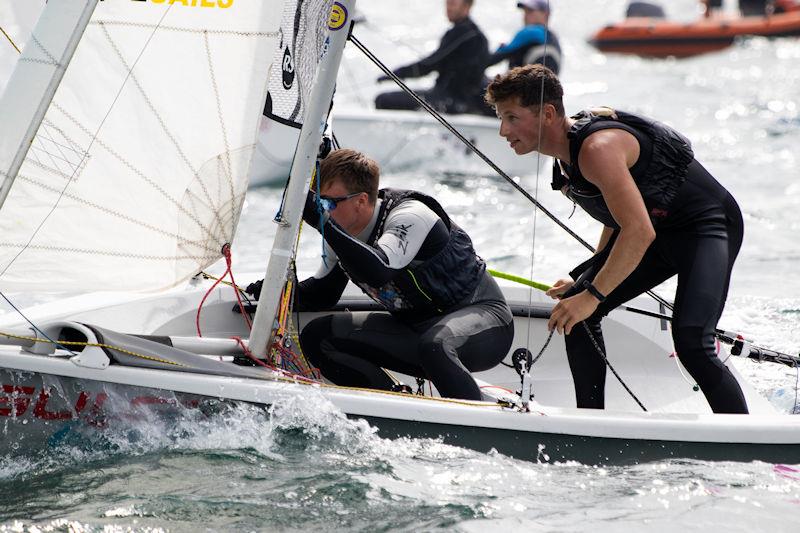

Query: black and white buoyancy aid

[348,188,486,320]
[552,107,695,228]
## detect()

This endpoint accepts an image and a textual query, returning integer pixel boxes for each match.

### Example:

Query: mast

[248,0,356,357]
[0,0,98,211]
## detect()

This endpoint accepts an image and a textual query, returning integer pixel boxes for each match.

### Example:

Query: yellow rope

[0,331,187,367]
[0,26,21,54]
[0,330,502,409]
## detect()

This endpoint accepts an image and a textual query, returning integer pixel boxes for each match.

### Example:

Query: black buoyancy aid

[552,107,694,227]
[349,188,486,320]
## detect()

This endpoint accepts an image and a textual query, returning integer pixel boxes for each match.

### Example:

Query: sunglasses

[318,191,363,211]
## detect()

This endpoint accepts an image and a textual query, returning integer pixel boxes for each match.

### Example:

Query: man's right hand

[545,278,573,300]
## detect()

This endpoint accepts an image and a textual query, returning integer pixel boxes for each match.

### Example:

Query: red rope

[196,244,253,336]
[195,246,233,337]
[224,247,252,330]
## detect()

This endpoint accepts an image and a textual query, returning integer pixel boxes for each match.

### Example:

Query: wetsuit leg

[563,244,676,409]
[669,198,748,414]
[417,302,514,401]
[564,195,747,413]
[300,312,426,391]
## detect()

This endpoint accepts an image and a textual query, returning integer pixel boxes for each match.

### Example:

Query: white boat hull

[2,361,799,465]
[0,279,796,465]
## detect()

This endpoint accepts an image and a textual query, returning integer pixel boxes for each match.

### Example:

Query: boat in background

[253,108,542,187]
[590,2,800,58]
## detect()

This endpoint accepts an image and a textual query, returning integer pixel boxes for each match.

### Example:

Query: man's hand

[245,279,263,300]
[545,278,573,299]
[302,189,322,229]
[547,291,599,335]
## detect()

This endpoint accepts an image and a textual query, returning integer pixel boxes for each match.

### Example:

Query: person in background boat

[625,1,666,18]
[702,0,779,17]
[267,149,514,401]
[486,0,562,76]
[485,64,749,414]
[374,0,490,115]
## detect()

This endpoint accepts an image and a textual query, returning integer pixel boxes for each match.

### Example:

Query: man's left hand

[548,291,599,335]
[302,189,322,229]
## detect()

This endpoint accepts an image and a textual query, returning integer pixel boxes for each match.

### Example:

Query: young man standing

[484,65,748,413]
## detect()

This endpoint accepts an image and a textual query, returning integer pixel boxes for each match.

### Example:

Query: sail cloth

[0,1,285,292]
[0,0,46,94]
[252,0,333,185]
[265,0,333,128]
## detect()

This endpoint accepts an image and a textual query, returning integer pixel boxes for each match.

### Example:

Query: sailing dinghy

[1,0,800,466]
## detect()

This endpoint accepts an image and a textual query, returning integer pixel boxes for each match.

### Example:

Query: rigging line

[349,34,677,316]
[582,321,647,411]
[0,5,175,281]
[524,14,551,357]
[0,292,78,356]
[349,33,592,252]
[0,25,21,54]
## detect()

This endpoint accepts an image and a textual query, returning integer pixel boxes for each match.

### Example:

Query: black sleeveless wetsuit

[556,110,748,414]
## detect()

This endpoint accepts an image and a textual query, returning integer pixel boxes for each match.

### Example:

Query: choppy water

[3,0,800,531]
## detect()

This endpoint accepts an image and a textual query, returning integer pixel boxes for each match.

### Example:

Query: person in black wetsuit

[374,0,489,115]
[484,64,749,414]
[284,149,514,400]
[486,0,562,75]
[703,0,774,17]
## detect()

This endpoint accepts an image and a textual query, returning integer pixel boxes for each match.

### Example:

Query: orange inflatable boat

[591,5,800,58]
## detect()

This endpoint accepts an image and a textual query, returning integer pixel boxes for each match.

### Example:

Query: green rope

[488,269,551,292]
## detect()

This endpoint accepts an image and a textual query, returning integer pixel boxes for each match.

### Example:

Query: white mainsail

[0,1,282,292]
[0,0,46,94]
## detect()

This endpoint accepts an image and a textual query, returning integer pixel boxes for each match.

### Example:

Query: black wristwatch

[582,279,607,303]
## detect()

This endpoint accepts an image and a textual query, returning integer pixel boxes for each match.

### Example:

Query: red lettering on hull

[33,389,74,420]
[1,382,204,425]
[0,384,35,417]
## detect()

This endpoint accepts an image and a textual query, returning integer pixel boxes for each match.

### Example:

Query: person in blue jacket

[487,0,562,75]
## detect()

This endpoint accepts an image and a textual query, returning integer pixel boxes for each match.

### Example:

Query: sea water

[2,0,800,531]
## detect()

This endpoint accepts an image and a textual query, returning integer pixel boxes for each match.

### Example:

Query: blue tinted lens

[319,198,337,211]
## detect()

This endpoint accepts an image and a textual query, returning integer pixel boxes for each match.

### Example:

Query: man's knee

[672,325,719,370]
[418,327,447,359]
[299,315,334,363]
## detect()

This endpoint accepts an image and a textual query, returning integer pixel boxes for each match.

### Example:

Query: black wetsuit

[739,0,768,16]
[707,0,767,16]
[298,189,514,400]
[555,110,748,414]
[486,23,562,75]
[374,17,490,115]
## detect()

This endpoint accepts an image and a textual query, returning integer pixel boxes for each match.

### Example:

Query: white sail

[0,0,46,94]
[0,1,282,292]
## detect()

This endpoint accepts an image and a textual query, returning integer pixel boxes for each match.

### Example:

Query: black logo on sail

[282,47,295,90]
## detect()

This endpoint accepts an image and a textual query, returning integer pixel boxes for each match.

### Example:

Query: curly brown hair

[484,64,565,116]
[319,149,380,203]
